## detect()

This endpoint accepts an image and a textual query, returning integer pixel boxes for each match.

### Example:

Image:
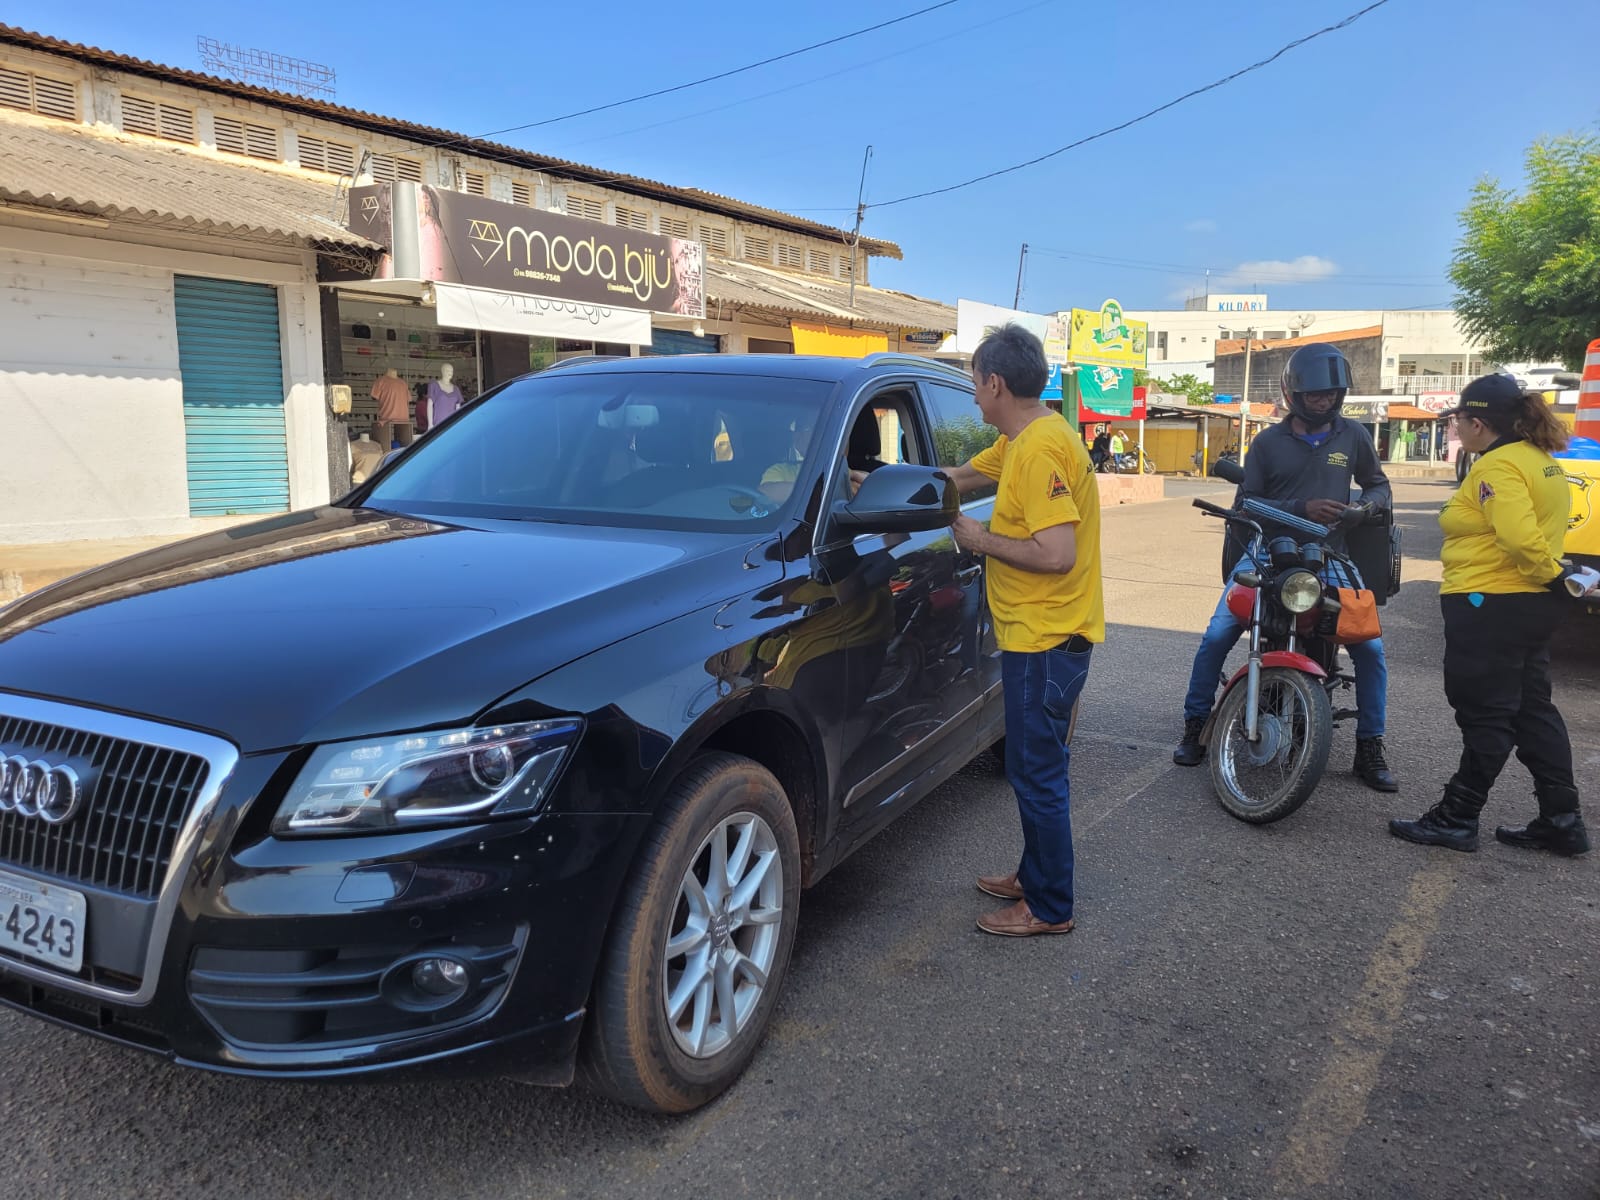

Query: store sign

[346,183,704,318]
[1416,391,1457,414]
[433,282,652,344]
[1208,294,1268,313]
[901,329,945,345]
[1341,399,1390,420]
[1069,299,1148,369]
[1077,362,1135,416]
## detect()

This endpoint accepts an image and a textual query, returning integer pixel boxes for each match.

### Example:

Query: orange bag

[1331,586,1382,644]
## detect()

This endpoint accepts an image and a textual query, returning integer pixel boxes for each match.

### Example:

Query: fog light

[411,957,469,998]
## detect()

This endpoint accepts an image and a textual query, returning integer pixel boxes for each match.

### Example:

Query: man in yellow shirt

[943,324,1104,937]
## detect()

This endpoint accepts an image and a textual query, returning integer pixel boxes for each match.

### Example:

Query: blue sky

[11,0,1600,313]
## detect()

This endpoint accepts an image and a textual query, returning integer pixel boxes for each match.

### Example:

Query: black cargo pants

[1441,590,1576,803]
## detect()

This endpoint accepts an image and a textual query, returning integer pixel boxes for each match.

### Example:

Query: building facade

[0,24,955,544]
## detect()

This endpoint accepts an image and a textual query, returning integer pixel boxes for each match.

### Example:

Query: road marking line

[1275,862,1458,1190]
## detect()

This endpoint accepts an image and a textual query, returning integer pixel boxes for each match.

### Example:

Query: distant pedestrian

[942,323,1105,937]
[1389,374,1588,855]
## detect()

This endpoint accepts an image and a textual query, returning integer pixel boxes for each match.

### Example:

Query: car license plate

[0,867,85,973]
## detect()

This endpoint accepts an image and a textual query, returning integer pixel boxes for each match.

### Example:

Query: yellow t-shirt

[971,413,1105,652]
[1440,439,1568,595]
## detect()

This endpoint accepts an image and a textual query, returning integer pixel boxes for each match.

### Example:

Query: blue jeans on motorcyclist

[1181,555,1387,740]
[1002,637,1092,924]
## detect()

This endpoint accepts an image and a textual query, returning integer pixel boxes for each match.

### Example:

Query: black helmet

[1280,343,1354,428]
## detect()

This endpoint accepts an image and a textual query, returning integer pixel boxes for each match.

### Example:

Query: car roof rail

[858,352,969,379]
[538,355,630,372]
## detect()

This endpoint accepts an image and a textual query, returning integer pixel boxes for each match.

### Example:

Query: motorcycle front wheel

[1209,666,1332,824]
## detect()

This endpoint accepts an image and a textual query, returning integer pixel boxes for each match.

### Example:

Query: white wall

[0,221,324,544]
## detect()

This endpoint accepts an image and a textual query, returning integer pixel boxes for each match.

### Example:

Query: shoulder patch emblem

[1478,480,1495,504]
[1048,472,1070,500]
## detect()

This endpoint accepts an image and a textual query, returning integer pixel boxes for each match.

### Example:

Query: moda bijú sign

[343,182,705,318]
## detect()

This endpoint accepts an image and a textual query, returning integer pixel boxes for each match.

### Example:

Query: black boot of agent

[1354,736,1399,792]
[1173,716,1207,767]
[1388,782,1486,852]
[1496,785,1590,856]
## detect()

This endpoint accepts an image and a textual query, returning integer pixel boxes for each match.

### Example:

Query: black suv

[0,353,1008,1112]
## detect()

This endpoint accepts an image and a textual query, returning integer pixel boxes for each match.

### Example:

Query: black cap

[1440,372,1523,419]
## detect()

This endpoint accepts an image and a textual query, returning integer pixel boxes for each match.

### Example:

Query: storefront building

[0,23,956,543]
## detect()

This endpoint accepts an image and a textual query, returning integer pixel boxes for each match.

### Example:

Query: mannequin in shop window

[417,363,464,434]
[370,368,413,448]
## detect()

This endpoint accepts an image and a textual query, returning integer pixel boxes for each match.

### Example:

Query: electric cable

[420,0,964,154]
[866,0,1394,210]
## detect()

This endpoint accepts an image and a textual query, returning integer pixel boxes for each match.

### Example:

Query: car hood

[0,507,776,752]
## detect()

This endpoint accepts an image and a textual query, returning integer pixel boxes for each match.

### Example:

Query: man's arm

[951,514,1075,574]
[940,462,995,495]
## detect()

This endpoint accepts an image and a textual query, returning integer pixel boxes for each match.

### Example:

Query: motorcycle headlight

[1279,570,1323,614]
[271,718,583,836]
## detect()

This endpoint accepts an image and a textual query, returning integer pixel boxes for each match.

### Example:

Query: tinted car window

[365,371,834,530]
[921,382,998,501]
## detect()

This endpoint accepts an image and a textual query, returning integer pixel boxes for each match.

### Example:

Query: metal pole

[848,145,873,309]
[1202,414,1210,476]
[1013,243,1029,310]
[1239,329,1255,462]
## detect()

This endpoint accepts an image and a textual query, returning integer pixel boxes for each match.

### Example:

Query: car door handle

[956,565,982,584]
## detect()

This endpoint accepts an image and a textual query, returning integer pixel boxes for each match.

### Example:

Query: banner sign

[1416,391,1457,414]
[1076,362,1135,417]
[1341,399,1390,421]
[955,299,1048,354]
[1069,298,1148,369]
[345,183,704,318]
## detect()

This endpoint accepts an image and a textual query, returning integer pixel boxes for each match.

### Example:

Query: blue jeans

[1181,557,1387,739]
[1002,638,1093,924]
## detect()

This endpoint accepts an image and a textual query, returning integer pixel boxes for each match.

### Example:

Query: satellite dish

[1290,313,1316,333]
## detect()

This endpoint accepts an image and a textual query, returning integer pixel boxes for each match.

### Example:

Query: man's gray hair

[973,323,1049,399]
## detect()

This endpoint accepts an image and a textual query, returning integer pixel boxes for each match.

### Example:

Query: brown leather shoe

[976,899,1075,938]
[976,871,1023,901]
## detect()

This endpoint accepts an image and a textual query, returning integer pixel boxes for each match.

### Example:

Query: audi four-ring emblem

[0,755,83,824]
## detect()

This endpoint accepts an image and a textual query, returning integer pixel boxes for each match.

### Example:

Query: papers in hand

[1564,565,1600,598]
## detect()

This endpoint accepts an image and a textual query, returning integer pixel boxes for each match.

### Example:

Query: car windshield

[362,368,836,531]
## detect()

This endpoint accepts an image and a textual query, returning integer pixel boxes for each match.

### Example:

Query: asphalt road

[4,480,1597,1200]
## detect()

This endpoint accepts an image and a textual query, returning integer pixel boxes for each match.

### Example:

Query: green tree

[1451,132,1600,370]
[1150,373,1214,406]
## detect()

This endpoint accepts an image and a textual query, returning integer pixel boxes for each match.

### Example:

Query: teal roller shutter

[174,275,289,515]
[645,328,720,356]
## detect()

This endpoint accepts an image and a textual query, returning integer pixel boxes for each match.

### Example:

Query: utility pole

[1013,243,1029,310]
[1239,327,1257,462]
[848,144,873,309]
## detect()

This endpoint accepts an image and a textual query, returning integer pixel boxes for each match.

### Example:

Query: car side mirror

[831,464,958,535]
[1211,457,1244,484]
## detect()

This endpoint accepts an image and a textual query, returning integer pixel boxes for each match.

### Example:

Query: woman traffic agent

[1389,372,1589,856]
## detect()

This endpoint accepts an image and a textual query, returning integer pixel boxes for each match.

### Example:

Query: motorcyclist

[1172,342,1398,792]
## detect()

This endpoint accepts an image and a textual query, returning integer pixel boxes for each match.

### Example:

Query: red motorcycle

[1190,493,1381,823]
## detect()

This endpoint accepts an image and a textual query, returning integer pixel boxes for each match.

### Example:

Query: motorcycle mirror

[1211,458,1245,485]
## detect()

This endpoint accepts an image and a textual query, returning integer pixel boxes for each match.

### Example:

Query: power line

[1028,246,1448,287]
[867,0,1394,210]
[547,0,1058,156]
[422,1,964,155]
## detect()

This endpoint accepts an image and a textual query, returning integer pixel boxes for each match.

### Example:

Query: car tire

[579,752,801,1114]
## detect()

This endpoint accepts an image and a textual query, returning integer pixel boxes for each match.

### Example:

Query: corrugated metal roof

[704,259,955,332]
[0,23,902,260]
[0,113,378,250]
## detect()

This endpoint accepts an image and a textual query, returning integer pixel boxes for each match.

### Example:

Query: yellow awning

[790,321,889,358]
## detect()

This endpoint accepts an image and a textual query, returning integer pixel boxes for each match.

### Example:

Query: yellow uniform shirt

[1440,439,1568,595]
[971,414,1104,652]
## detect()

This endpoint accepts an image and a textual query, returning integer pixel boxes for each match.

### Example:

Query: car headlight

[1278,570,1323,614]
[271,719,583,836]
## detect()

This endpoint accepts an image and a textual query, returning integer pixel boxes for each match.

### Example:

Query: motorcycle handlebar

[1191,498,1235,518]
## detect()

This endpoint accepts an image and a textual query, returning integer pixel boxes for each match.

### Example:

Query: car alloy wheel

[662,812,783,1059]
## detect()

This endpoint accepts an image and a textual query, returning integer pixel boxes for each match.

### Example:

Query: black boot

[1496,785,1590,856]
[1173,716,1207,767]
[1354,736,1399,793]
[1388,783,1485,852]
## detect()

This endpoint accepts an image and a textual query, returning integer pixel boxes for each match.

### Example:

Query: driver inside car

[761,412,869,504]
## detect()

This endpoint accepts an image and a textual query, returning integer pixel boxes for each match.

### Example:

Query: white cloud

[1184,218,1218,235]
[1214,255,1339,288]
